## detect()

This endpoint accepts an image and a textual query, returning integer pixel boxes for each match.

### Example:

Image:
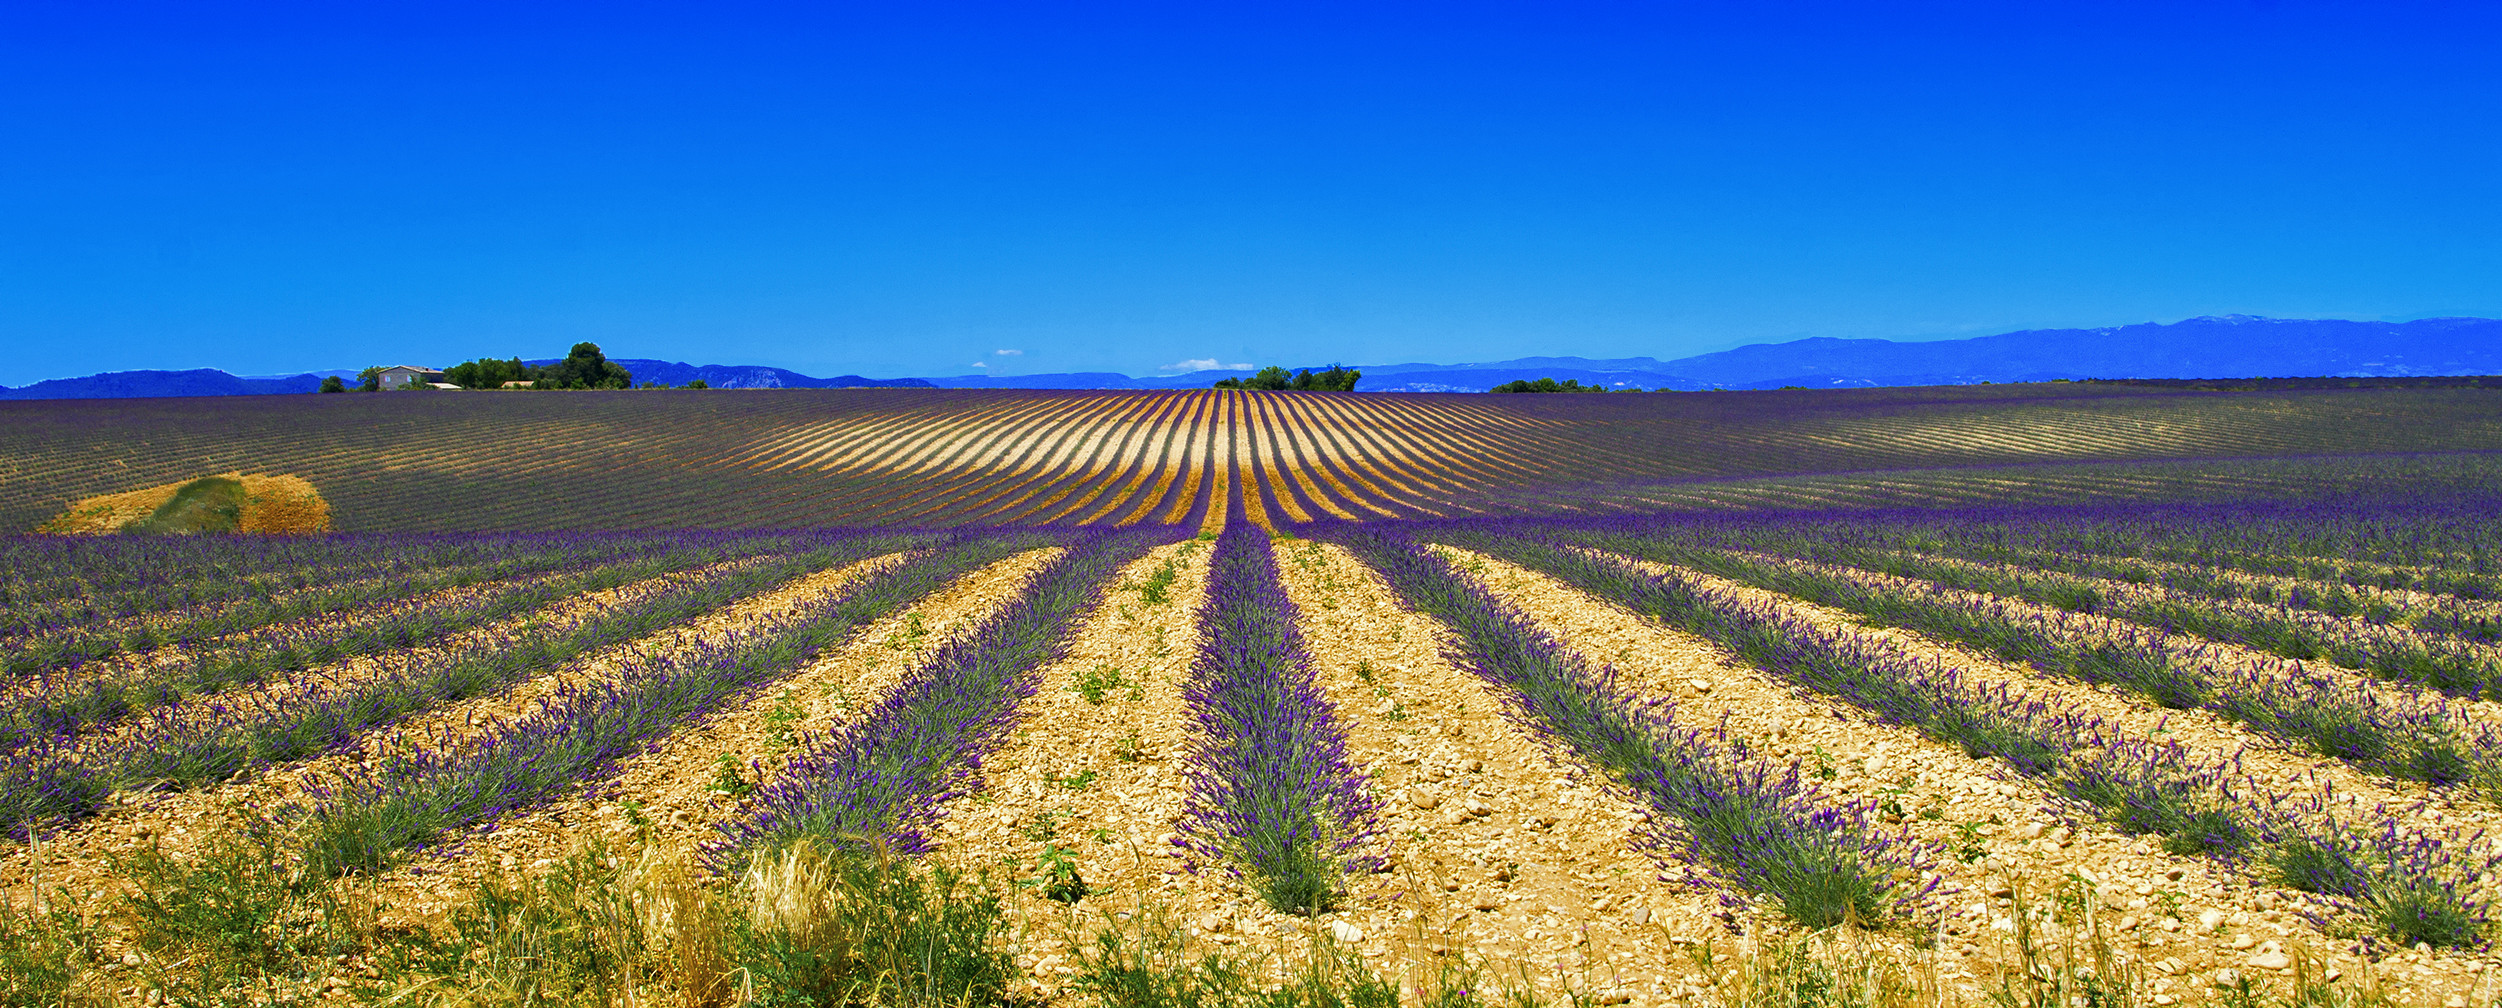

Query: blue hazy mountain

[5,316,2496,398]
[553,359,935,390]
[0,369,338,399]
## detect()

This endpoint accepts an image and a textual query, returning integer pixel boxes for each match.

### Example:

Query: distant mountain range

[6,316,2497,399]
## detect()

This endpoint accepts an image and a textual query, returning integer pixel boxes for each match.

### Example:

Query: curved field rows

[12,385,2498,532]
[733,390,1595,529]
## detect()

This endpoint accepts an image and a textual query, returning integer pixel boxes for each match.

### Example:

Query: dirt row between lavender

[1831,552,2502,725]
[1534,547,2502,1006]
[1884,549,2502,720]
[1949,550,2502,624]
[921,541,1214,999]
[0,545,807,720]
[21,554,783,774]
[0,548,937,918]
[1713,550,2502,822]
[0,559,627,711]
[352,546,1069,931]
[1260,540,1758,1007]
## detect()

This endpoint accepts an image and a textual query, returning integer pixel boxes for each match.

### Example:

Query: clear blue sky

[2,1,2496,386]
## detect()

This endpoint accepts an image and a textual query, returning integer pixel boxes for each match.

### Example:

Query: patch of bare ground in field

[0,549,933,917]
[918,542,1210,1000]
[343,546,1067,930]
[1578,549,2502,1004]
[1267,540,1743,1007]
[1439,546,2409,1006]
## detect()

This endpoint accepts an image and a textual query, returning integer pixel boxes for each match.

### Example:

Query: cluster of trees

[1488,377,1642,394]
[449,343,636,390]
[1212,365,1361,391]
[326,343,658,393]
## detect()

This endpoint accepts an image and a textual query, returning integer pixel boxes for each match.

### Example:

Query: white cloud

[1159,358,1251,373]
[969,361,988,368]
[993,348,1023,356]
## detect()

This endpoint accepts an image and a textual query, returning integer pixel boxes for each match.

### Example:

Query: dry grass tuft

[37,472,331,534]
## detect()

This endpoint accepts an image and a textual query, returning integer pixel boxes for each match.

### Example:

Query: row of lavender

[0,533,491,612]
[0,530,950,839]
[1739,540,2502,686]
[292,531,1058,876]
[1332,529,1933,929]
[706,531,1160,871]
[1571,529,2502,789]
[0,533,759,678]
[1433,521,2497,949]
[1815,498,2502,588]
[1637,515,2502,694]
[0,532,695,648]
[1173,526,1376,912]
[0,535,769,758]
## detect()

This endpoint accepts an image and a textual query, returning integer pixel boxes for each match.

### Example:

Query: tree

[1490,377,1607,394]
[536,342,633,390]
[356,367,383,392]
[1292,366,1360,391]
[318,375,346,393]
[682,379,709,389]
[1213,364,1360,391]
[444,356,537,390]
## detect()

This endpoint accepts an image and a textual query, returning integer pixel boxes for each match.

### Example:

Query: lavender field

[3,374,2501,1008]
[6,481,2502,1008]
[5,383,2502,534]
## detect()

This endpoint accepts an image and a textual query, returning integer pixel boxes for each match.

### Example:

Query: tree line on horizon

[1211,365,1360,391]
[322,343,708,392]
[1489,377,1648,393]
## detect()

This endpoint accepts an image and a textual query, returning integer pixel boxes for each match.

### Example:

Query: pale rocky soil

[0,549,930,919]
[350,547,1066,930]
[1713,551,2502,823]
[1265,540,1771,1007]
[920,542,1214,999]
[1545,546,2502,1006]
[1868,550,2502,721]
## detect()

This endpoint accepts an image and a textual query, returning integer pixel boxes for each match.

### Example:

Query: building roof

[377,365,443,374]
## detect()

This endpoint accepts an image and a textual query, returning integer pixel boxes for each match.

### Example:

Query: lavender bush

[288,533,1042,877]
[1443,521,2496,946]
[1576,532,2496,786]
[1176,526,1377,913]
[1334,529,1926,929]
[709,531,1163,871]
[0,535,747,756]
[0,531,942,839]
[0,533,694,678]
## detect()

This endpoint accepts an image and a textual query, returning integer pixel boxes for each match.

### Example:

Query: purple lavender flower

[1176,526,1379,913]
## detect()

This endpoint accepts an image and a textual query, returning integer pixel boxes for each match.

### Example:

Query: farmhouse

[375,365,444,390]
